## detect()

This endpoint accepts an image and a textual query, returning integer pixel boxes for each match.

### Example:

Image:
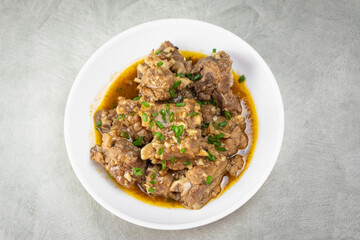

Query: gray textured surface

[1,0,359,239]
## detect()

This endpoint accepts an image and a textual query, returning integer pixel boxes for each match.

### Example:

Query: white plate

[64,19,284,230]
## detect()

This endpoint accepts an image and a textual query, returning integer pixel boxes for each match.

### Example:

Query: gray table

[1,0,359,239]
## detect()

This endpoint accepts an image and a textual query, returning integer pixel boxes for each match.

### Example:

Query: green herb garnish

[117,114,125,120]
[142,112,148,122]
[141,101,150,108]
[161,159,166,170]
[184,161,191,166]
[189,112,199,117]
[216,147,227,151]
[150,173,156,179]
[158,147,163,156]
[173,80,182,89]
[170,157,177,163]
[133,96,141,101]
[193,74,201,81]
[109,174,114,178]
[152,112,158,117]
[180,148,186,154]
[215,133,225,139]
[96,121,102,127]
[157,61,163,66]
[169,112,175,122]
[238,74,246,83]
[207,151,215,162]
[206,176,212,185]
[155,49,162,55]
[176,73,185,78]
[175,102,186,107]
[150,180,156,185]
[154,132,164,141]
[133,168,143,176]
[148,188,155,193]
[156,121,164,129]
[121,131,129,139]
[133,137,143,146]
[212,48,216,53]
[169,88,176,98]
[149,119,154,128]
[201,122,209,128]
[224,110,231,120]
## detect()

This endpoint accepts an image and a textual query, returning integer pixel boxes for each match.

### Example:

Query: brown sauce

[94,51,258,208]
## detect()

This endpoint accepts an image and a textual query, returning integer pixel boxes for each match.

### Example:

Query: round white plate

[64,19,284,230]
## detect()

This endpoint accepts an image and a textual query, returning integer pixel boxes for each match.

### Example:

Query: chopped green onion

[175,102,186,107]
[218,121,227,128]
[133,168,143,176]
[121,131,129,139]
[180,148,186,154]
[169,88,176,98]
[176,73,185,78]
[169,112,175,122]
[109,174,114,178]
[154,132,164,141]
[212,48,216,53]
[224,110,231,120]
[133,96,141,101]
[206,176,212,185]
[130,111,136,116]
[158,147,163,156]
[160,109,167,122]
[157,61,163,66]
[173,80,182,89]
[212,122,220,130]
[156,121,164,129]
[215,133,225,139]
[214,141,221,147]
[96,121,102,127]
[207,151,215,162]
[189,112,199,117]
[170,157,177,163]
[117,114,125,120]
[193,74,201,81]
[184,161,191,166]
[133,137,143,146]
[210,99,216,105]
[201,122,209,128]
[161,159,166,170]
[150,173,156,179]
[152,112,158,117]
[141,101,150,108]
[216,147,227,151]
[149,119,154,128]
[165,103,171,114]
[238,74,246,83]
[148,188,155,193]
[172,125,184,137]
[176,136,181,144]
[155,49,162,55]
[186,73,194,80]
[150,180,156,185]
[142,113,148,122]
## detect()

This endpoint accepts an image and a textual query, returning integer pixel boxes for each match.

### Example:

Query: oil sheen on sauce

[94,51,258,208]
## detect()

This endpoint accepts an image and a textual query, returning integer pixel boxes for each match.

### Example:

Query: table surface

[1,0,359,239]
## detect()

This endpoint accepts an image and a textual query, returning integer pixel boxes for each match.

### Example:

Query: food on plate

[90,41,257,209]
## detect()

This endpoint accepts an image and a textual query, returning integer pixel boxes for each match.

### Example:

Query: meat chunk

[141,165,174,198]
[170,154,227,209]
[111,96,152,144]
[206,115,248,156]
[94,109,117,133]
[135,41,192,102]
[227,155,245,177]
[191,51,241,114]
[90,138,146,188]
